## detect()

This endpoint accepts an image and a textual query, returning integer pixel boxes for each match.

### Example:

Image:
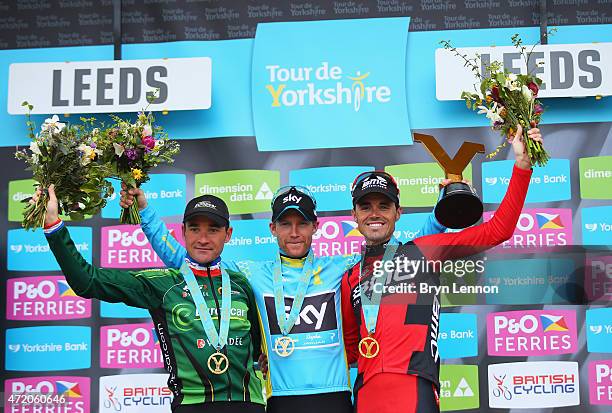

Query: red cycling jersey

[341,165,532,413]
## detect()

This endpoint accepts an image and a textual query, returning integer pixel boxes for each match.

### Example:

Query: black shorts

[267,391,353,413]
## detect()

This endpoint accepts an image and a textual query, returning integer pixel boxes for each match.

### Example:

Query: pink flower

[142,135,156,150]
[534,104,544,114]
[528,82,539,97]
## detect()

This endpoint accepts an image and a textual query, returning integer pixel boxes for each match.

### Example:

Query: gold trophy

[413,133,485,229]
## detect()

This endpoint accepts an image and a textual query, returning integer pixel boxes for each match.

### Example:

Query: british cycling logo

[99,374,171,413]
[265,62,391,112]
[488,361,579,408]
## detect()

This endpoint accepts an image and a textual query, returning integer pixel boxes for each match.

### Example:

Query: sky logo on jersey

[7,227,92,271]
[4,376,90,413]
[311,215,365,256]
[7,276,91,321]
[102,174,186,218]
[590,360,612,405]
[439,364,479,411]
[264,291,339,351]
[579,156,612,199]
[99,373,172,413]
[194,170,280,214]
[586,308,612,353]
[483,208,572,253]
[289,166,373,211]
[5,326,91,371]
[252,18,411,151]
[100,302,151,319]
[100,223,184,268]
[439,313,478,359]
[223,219,278,262]
[488,361,579,408]
[482,159,570,204]
[487,310,577,356]
[586,255,612,302]
[100,323,163,368]
[484,258,576,304]
[386,162,473,207]
[582,206,612,245]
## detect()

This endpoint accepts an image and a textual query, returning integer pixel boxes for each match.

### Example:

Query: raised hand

[119,182,148,211]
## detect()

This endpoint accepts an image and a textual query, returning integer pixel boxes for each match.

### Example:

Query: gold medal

[207,351,229,374]
[274,336,295,357]
[358,336,380,359]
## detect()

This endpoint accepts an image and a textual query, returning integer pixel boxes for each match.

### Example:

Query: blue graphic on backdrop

[393,213,440,243]
[252,17,412,151]
[485,258,576,304]
[7,227,92,271]
[289,166,373,212]
[586,308,612,353]
[5,326,91,371]
[439,313,478,359]
[482,159,571,204]
[223,219,277,262]
[102,174,186,218]
[582,206,612,245]
[100,302,151,319]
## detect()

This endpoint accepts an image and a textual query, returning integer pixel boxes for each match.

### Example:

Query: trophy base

[435,182,483,229]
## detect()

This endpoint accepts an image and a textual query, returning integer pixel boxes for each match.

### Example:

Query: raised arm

[121,184,187,268]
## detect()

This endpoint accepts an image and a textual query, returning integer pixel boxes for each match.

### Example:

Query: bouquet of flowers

[96,111,180,224]
[15,103,114,230]
[440,32,554,166]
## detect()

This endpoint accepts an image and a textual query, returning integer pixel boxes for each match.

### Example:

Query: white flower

[113,143,125,157]
[521,85,533,101]
[142,124,153,137]
[78,143,96,166]
[78,202,86,210]
[29,141,42,155]
[478,102,504,124]
[41,115,66,134]
[508,73,518,82]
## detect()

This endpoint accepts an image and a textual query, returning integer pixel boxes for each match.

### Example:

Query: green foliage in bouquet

[440,30,556,167]
[15,103,114,230]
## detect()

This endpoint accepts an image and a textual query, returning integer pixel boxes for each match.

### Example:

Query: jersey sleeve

[414,207,447,237]
[141,205,187,268]
[45,222,163,309]
[341,266,360,365]
[414,164,532,260]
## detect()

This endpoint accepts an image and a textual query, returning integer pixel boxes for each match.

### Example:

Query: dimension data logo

[7,276,91,321]
[581,206,612,245]
[482,159,570,204]
[5,326,91,371]
[4,376,90,413]
[439,365,479,411]
[7,227,92,271]
[579,156,612,199]
[252,18,412,151]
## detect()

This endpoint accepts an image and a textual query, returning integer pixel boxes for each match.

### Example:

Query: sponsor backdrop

[1,6,611,413]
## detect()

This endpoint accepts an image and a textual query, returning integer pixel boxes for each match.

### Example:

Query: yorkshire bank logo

[101,224,184,269]
[582,206,612,245]
[252,18,412,151]
[7,276,91,321]
[4,376,90,413]
[586,308,612,353]
[312,216,365,257]
[482,159,571,204]
[99,374,172,412]
[100,323,163,369]
[488,361,579,408]
[487,310,578,356]
[8,227,92,271]
[223,219,278,262]
[483,208,572,252]
[439,365,479,411]
[589,360,612,405]
[194,170,280,214]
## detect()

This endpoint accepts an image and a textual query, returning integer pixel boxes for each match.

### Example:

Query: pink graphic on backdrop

[311,216,365,257]
[487,309,578,356]
[100,224,184,268]
[4,376,90,413]
[6,276,91,321]
[100,323,163,368]
[483,208,573,253]
[590,360,612,405]
[586,255,612,302]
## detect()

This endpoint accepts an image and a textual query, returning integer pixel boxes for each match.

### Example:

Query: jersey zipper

[207,266,232,401]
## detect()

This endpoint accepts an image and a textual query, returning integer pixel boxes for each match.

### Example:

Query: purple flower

[534,104,544,114]
[90,142,97,148]
[125,148,138,161]
[142,135,156,150]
